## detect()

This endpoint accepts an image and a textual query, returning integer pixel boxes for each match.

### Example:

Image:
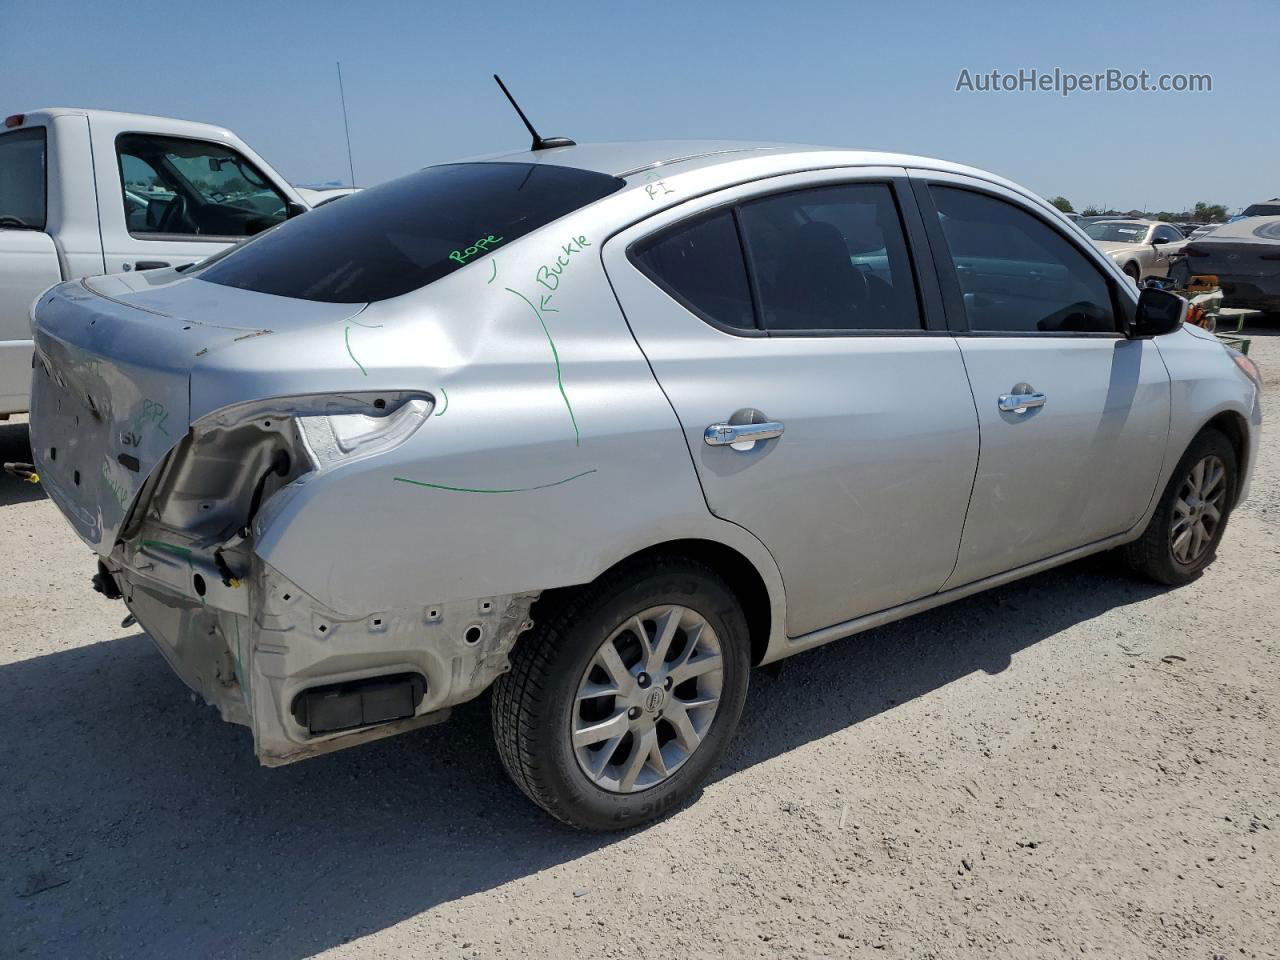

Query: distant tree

[1081,206,1103,217]
[1049,196,1074,213]
[1155,212,1176,222]
[1193,201,1229,223]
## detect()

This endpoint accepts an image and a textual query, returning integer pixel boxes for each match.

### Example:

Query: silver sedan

[1084,219,1187,282]
[28,142,1263,830]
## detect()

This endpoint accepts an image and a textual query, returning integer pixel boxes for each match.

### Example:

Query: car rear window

[199,162,625,303]
[0,126,47,230]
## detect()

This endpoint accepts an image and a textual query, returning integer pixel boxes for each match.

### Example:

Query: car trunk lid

[28,274,361,553]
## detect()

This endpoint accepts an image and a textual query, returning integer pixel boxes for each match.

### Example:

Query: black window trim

[628,200,767,338]
[912,177,1132,339]
[627,175,947,339]
[114,131,289,244]
[0,125,48,232]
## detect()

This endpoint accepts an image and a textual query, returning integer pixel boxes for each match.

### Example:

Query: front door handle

[704,420,786,446]
[132,260,171,271]
[998,390,1047,413]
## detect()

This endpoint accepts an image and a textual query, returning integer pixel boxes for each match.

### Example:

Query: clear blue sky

[2,0,1275,212]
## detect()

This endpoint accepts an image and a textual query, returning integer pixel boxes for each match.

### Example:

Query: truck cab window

[0,127,47,230]
[116,133,288,240]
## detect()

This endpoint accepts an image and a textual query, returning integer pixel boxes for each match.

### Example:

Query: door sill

[774,530,1133,661]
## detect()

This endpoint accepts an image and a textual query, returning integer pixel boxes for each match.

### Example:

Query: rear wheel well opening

[530,540,773,667]
[1202,411,1249,507]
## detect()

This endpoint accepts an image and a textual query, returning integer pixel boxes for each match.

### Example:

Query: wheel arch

[1202,409,1250,507]
[532,538,778,667]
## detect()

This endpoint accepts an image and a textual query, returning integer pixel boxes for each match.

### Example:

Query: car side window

[1154,225,1182,243]
[116,133,289,240]
[737,184,923,332]
[0,127,47,230]
[931,186,1116,334]
[630,209,756,330]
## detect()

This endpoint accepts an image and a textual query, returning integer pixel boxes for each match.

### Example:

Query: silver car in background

[1084,219,1187,283]
[28,142,1263,830]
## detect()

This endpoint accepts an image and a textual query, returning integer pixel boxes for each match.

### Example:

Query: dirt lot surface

[2,329,1277,960]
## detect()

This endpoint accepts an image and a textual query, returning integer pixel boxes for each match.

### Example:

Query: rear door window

[737,183,923,332]
[0,127,47,230]
[630,209,756,330]
[200,162,626,303]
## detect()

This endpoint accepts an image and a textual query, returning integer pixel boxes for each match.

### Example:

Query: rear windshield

[0,126,47,230]
[199,162,625,302]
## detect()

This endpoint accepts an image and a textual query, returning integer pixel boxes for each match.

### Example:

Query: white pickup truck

[0,108,308,416]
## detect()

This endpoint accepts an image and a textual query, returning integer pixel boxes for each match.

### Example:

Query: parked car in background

[1228,198,1280,223]
[27,141,1262,830]
[0,108,308,416]
[1174,216,1280,313]
[1187,224,1220,241]
[1064,211,1084,224]
[1084,219,1186,282]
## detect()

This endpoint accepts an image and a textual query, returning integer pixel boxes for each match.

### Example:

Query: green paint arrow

[540,294,558,312]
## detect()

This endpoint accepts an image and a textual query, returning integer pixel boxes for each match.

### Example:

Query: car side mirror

[1151,236,1169,245]
[1129,287,1185,338]
[285,200,308,218]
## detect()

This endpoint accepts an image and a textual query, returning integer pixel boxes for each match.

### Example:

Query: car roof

[1195,215,1280,242]
[461,139,1033,191]
[15,107,241,141]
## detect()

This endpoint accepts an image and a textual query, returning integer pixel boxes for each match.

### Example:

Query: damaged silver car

[28,141,1262,830]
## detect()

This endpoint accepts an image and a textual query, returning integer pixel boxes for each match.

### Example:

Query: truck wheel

[1124,428,1237,585]
[491,556,750,831]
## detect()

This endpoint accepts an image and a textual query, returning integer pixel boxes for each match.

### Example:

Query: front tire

[1124,427,1237,584]
[491,556,750,831]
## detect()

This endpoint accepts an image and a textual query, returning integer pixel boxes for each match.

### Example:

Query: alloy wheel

[571,604,724,793]
[1170,454,1227,565]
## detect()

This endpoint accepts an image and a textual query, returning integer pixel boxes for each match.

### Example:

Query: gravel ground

[2,329,1277,960]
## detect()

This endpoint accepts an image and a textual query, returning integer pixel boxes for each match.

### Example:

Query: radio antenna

[493,74,575,151]
[336,61,357,188]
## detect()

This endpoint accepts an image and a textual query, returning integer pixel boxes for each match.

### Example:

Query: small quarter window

[631,209,755,330]
[737,183,923,332]
[932,186,1116,334]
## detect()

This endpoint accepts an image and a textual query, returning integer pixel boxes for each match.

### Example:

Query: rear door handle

[704,421,786,446]
[998,392,1047,413]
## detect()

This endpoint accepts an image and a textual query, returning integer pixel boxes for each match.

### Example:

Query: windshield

[200,162,626,303]
[1242,204,1280,217]
[1084,222,1149,243]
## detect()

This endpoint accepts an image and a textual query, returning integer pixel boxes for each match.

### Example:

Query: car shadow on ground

[0,551,1168,959]
[0,422,43,507]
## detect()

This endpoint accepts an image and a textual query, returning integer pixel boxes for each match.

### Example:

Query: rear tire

[491,556,750,831]
[1124,428,1237,585]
